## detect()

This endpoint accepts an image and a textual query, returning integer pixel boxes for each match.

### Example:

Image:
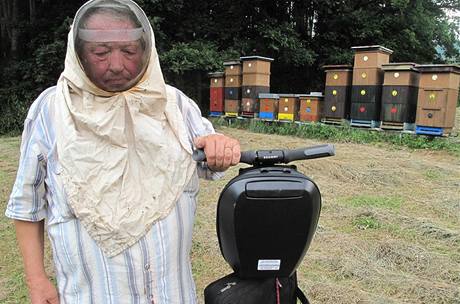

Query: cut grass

[1,126,459,304]
[341,195,403,209]
[0,137,29,303]
[352,214,381,230]
[210,116,460,156]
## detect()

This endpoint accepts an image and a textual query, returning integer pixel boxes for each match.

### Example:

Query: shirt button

[144,264,150,270]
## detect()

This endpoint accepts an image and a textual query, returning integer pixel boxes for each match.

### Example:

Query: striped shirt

[5,85,223,304]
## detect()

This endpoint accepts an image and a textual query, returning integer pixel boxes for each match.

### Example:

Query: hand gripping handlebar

[192,144,335,166]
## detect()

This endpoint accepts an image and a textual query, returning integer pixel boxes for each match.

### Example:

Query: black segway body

[217,165,321,279]
[195,144,334,303]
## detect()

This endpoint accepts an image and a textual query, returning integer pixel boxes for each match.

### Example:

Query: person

[5,0,240,303]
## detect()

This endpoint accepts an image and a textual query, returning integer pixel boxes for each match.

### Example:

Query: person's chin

[103,80,131,92]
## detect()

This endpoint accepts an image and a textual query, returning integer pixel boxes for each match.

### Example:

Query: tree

[0,0,458,134]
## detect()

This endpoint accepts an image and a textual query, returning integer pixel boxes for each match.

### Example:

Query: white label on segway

[257,259,281,271]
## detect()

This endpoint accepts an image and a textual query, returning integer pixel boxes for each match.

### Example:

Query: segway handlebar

[192,144,335,166]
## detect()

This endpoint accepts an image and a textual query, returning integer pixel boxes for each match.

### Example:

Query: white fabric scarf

[51,0,196,257]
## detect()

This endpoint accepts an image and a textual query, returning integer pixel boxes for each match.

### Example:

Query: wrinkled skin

[79,13,144,92]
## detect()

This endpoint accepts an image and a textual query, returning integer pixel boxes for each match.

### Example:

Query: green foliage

[353,215,381,230]
[0,15,70,134]
[0,86,33,135]
[1,0,459,134]
[424,169,442,180]
[160,41,239,74]
[258,22,316,66]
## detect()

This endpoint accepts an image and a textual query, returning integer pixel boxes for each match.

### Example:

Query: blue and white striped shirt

[6,85,222,304]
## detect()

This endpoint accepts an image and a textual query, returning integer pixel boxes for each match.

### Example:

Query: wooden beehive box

[351,45,393,69]
[240,56,273,87]
[258,93,279,120]
[224,60,242,76]
[298,92,323,122]
[380,63,420,124]
[224,99,240,117]
[324,65,353,86]
[208,72,225,114]
[278,94,298,121]
[323,65,353,119]
[415,64,460,132]
[209,72,225,88]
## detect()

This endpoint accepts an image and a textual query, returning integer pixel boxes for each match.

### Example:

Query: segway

[193,144,335,304]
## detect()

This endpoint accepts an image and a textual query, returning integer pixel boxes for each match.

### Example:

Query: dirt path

[193,127,460,304]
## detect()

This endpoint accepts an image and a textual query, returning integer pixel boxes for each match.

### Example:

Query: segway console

[194,144,335,303]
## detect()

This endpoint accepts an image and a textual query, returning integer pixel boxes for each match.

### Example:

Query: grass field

[1,121,460,303]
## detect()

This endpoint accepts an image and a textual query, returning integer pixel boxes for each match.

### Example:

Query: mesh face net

[73,0,152,92]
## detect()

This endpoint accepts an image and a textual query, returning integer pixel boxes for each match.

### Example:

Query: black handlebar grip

[192,149,256,164]
[192,149,207,162]
[193,144,335,165]
[240,151,257,165]
[284,144,335,163]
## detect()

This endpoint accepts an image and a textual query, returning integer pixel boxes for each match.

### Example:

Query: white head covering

[51,0,196,256]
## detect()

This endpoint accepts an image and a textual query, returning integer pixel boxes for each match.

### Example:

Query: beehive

[277,94,298,121]
[323,65,353,121]
[258,93,279,120]
[380,63,420,128]
[415,64,460,135]
[240,56,274,117]
[225,87,241,100]
[225,75,242,87]
[224,99,240,117]
[298,92,323,122]
[223,60,242,117]
[240,56,273,82]
[350,45,393,124]
[352,45,393,69]
[224,60,242,76]
[208,72,225,116]
[240,98,258,117]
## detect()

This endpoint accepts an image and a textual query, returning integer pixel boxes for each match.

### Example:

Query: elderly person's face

[80,13,144,92]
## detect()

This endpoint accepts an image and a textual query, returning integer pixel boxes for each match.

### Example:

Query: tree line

[0,0,459,134]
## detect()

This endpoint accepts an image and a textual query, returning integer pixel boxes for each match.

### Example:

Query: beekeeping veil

[52,0,197,257]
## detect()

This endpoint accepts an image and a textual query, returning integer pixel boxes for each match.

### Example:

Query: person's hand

[27,275,60,304]
[194,134,240,172]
